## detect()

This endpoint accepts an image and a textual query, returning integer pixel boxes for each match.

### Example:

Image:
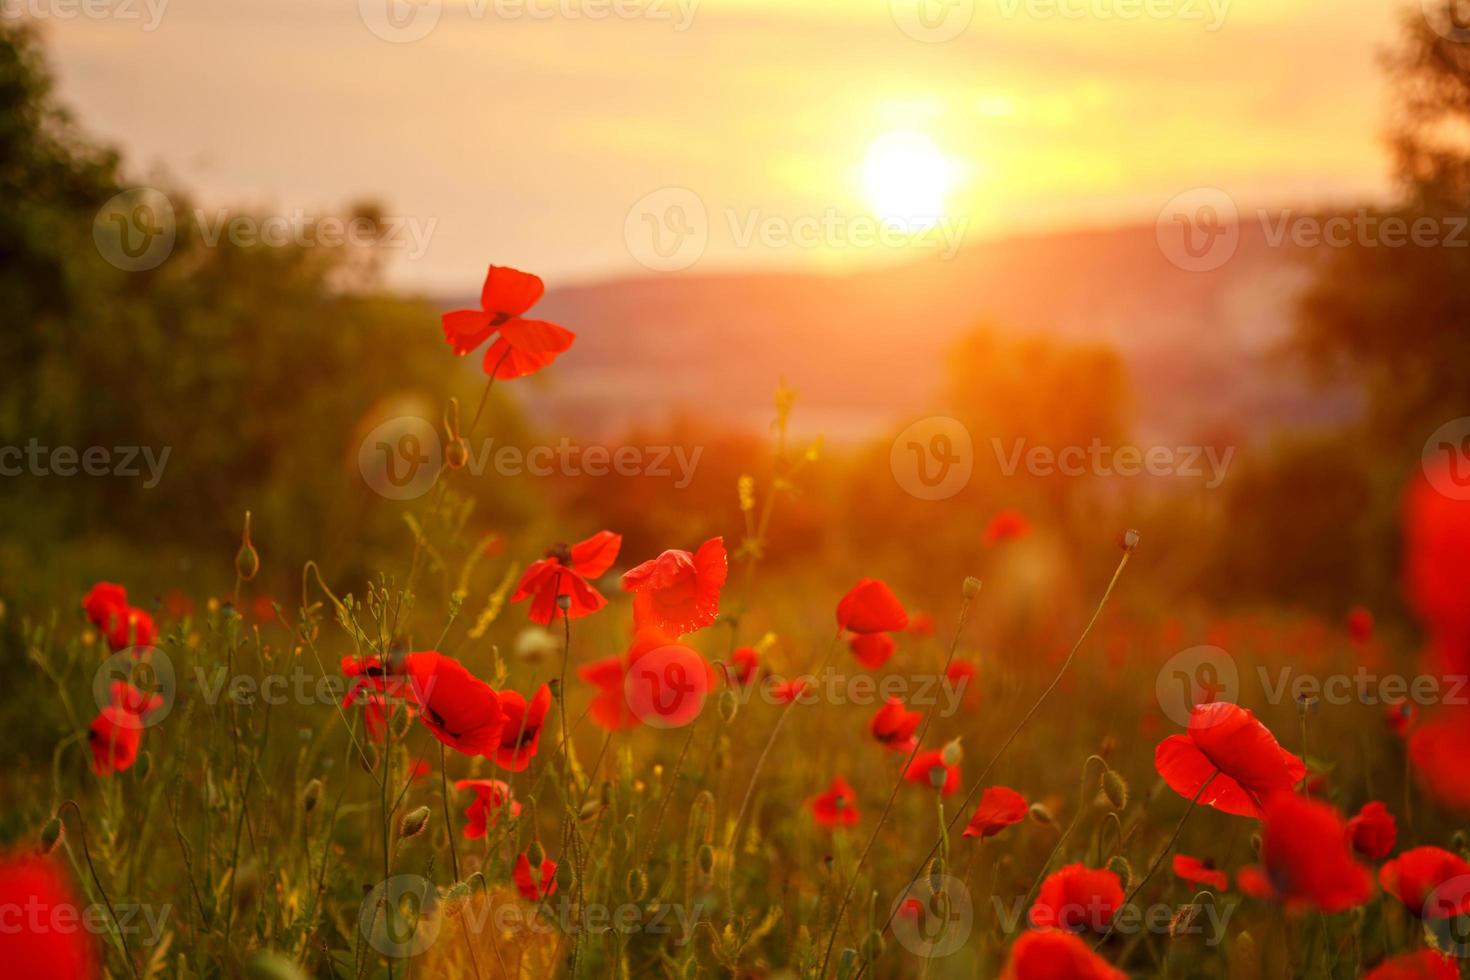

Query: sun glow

[862,130,957,230]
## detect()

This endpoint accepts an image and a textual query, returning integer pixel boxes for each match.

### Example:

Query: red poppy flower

[87,706,142,774]
[1254,791,1372,912]
[0,853,98,979]
[908,612,936,636]
[1403,462,1470,679]
[578,629,672,731]
[493,684,551,772]
[1386,699,1417,739]
[1172,854,1228,891]
[456,779,521,840]
[82,581,126,628]
[983,509,1032,546]
[810,775,860,828]
[408,757,431,782]
[771,676,811,705]
[728,647,759,686]
[442,265,575,380]
[869,697,922,753]
[836,579,908,634]
[849,632,896,670]
[946,660,980,709]
[1154,702,1306,818]
[109,680,163,719]
[1346,606,1375,643]
[102,605,157,651]
[1379,847,1470,918]
[1363,951,1460,980]
[621,537,727,636]
[512,531,622,625]
[1029,864,1124,931]
[1346,801,1397,860]
[963,786,1028,839]
[1236,865,1274,899]
[512,852,557,901]
[402,652,504,757]
[1000,929,1125,980]
[343,672,414,742]
[1409,715,1470,813]
[904,749,960,796]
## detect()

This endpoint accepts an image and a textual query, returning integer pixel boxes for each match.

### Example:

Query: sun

[862,131,956,230]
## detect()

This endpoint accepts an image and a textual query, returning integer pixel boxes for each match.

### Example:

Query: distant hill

[441,220,1361,446]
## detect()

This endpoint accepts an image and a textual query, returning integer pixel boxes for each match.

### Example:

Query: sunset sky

[43,0,1403,290]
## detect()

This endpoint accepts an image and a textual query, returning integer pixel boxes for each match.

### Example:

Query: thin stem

[817,590,977,977]
[864,548,1132,965]
[440,742,460,881]
[465,349,511,441]
[58,800,138,980]
[1094,770,1217,948]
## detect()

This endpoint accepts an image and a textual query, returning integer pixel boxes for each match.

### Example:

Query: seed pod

[1120,529,1140,553]
[1101,770,1128,810]
[718,689,739,723]
[941,738,963,767]
[302,779,323,813]
[1107,855,1134,891]
[39,816,63,854]
[236,512,260,582]
[962,576,982,599]
[399,806,431,839]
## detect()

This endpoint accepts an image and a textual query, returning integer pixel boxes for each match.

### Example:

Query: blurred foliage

[0,21,537,609]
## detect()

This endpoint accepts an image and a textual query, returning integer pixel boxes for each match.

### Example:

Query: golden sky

[45,0,1403,289]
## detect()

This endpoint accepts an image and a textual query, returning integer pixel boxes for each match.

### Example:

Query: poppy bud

[1107,855,1134,890]
[245,951,309,980]
[548,678,562,701]
[1249,832,1262,855]
[861,930,884,962]
[928,857,946,892]
[527,840,545,867]
[837,948,858,980]
[398,806,431,839]
[236,512,260,583]
[1120,529,1140,553]
[302,778,323,813]
[696,844,716,877]
[962,576,982,599]
[718,689,739,723]
[1453,830,1468,855]
[940,737,963,767]
[1028,803,1055,827]
[554,861,575,893]
[578,799,604,821]
[625,868,648,901]
[1101,770,1128,810]
[39,815,63,854]
[928,765,948,791]
[556,594,571,612]
[445,438,469,470]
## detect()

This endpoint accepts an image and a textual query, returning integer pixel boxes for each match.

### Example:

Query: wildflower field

[7,6,1470,980]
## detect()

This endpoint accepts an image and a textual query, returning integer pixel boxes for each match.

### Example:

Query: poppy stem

[1094,770,1218,949]
[855,548,1132,979]
[441,742,459,882]
[817,588,978,979]
[57,800,139,979]
[465,348,511,441]
[1021,755,1109,914]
